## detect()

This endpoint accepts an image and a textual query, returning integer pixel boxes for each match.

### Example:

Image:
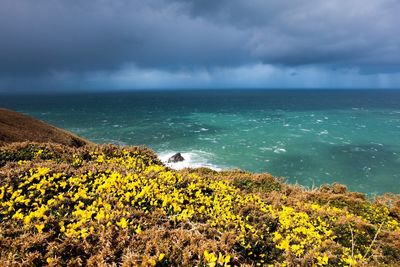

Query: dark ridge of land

[0,108,92,147]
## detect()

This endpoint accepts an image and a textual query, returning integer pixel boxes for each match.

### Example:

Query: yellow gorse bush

[0,143,399,266]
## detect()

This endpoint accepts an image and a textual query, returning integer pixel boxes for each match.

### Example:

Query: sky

[1,0,400,92]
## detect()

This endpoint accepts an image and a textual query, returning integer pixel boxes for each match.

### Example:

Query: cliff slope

[0,108,91,147]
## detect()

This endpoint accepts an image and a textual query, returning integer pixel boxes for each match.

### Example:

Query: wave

[158,150,223,171]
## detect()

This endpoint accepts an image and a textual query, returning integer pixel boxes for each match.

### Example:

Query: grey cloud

[0,0,400,82]
[176,0,400,70]
[0,0,248,75]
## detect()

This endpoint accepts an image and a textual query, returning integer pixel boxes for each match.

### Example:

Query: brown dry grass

[0,108,92,148]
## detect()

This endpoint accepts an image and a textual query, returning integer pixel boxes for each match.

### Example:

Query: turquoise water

[1,90,400,194]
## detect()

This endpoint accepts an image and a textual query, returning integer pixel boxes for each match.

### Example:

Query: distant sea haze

[2,89,400,195]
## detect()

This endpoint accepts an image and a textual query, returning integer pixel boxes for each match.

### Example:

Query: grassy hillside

[0,108,92,147]
[0,142,399,266]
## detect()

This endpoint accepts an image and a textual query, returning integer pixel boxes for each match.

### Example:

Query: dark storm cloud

[0,0,248,75]
[175,0,400,70]
[0,0,400,86]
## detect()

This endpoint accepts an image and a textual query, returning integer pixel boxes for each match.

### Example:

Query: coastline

[2,90,400,195]
[1,109,400,265]
[158,150,223,171]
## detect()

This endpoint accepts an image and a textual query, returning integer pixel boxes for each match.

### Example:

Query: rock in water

[168,153,185,163]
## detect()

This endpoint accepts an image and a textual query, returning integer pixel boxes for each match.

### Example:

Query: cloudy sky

[1,0,400,92]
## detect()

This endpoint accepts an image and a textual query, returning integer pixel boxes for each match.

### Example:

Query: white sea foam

[370,142,383,146]
[289,133,303,138]
[273,148,287,154]
[198,137,218,143]
[259,147,273,151]
[110,140,128,146]
[158,150,222,171]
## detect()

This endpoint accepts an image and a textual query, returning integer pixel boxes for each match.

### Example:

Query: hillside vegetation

[0,108,91,147]
[0,142,399,266]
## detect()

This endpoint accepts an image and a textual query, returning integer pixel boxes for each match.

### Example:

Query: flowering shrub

[0,142,399,266]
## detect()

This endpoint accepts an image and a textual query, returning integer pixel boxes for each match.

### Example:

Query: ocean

[1,89,400,195]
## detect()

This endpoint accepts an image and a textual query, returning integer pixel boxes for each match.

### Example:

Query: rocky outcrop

[168,152,185,163]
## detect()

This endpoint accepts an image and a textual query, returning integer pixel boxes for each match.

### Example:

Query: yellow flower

[158,253,165,261]
[59,221,65,232]
[36,149,44,157]
[12,211,24,220]
[148,258,157,267]
[317,254,329,266]
[35,223,45,233]
[204,250,217,267]
[116,217,128,229]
